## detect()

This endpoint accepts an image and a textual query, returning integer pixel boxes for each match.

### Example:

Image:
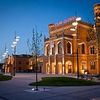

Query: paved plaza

[0,73,100,100]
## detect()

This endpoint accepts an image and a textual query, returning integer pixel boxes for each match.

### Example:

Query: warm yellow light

[81,69,84,74]
[97,16,100,19]
[70,28,76,31]
[72,34,76,36]
[58,62,61,64]
[29,67,32,70]
[72,22,78,26]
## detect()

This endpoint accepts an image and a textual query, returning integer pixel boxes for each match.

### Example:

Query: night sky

[0,0,100,61]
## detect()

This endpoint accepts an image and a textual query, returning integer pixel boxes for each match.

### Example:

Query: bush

[0,74,12,81]
[29,77,100,86]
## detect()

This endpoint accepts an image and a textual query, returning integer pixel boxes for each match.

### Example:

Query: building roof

[13,54,32,58]
[48,19,93,38]
[94,3,100,8]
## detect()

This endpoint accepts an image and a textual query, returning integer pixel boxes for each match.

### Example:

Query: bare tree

[27,27,43,91]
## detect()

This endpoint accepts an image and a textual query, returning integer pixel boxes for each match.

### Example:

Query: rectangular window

[90,46,95,54]
[52,44,55,55]
[26,62,29,65]
[58,42,62,54]
[19,61,21,64]
[52,47,55,55]
[82,44,85,54]
[90,62,95,69]
[82,62,86,70]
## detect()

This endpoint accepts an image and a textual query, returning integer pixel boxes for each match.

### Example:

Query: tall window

[47,45,50,56]
[47,64,50,74]
[82,44,85,54]
[67,42,71,54]
[82,61,86,70]
[90,62,95,69]
[58,42,62,54]
[90,46,95,54]
[19,61,21,64]
[52,44,55,55]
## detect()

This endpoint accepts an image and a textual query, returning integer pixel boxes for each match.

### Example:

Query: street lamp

[2,47,8,74]
[11,34,20,76]
[70,17,81,78]
[2,48,8,58]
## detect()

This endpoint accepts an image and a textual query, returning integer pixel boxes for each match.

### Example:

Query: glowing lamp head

[70,28,76,31]
[72,22,78,26]
[11,44,16,48]
[15,38,19,42]
[16,36,20,42]
[2,54,6,58]
[13,41,17,45]
[4,52,7,55]
[76,17,81,21]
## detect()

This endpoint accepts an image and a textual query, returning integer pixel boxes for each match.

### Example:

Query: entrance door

[65,61,72,74]
[68,65,72,73]
[46,64,50,74]
[51,63,55,74]
[58,62,62,74]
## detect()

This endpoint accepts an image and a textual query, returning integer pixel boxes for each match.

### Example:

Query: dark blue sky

[0,0,100,57]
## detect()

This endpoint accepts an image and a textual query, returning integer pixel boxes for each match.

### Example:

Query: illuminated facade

[43,4,100,75]
[4,54,43,73]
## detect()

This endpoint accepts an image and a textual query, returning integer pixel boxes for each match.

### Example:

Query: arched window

[58,42,62,54]
[46,45,50,56]
[82,44,85,54]
[90,46,95,54]
[67,42,71,54]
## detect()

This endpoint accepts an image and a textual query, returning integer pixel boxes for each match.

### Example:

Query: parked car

[80,74,93,80]
[92,74,100,80]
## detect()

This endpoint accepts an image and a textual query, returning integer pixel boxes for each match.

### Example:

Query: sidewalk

[0,73,100,100]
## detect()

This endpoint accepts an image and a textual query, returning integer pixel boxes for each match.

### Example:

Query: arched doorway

[58,62,62,74]
[46,63,50,74]
[51,63,55,74]
[65,61,72,74]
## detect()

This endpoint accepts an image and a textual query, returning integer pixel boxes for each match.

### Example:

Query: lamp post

[2,47,8,74]
[11,34,20,76]
[70,17,81,78]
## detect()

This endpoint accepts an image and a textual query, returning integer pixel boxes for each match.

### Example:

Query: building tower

[94,3,100,74]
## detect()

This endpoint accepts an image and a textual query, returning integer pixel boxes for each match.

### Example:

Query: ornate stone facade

[43,4,100,75]
[94,4,100,74]
[4,54,43,73]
